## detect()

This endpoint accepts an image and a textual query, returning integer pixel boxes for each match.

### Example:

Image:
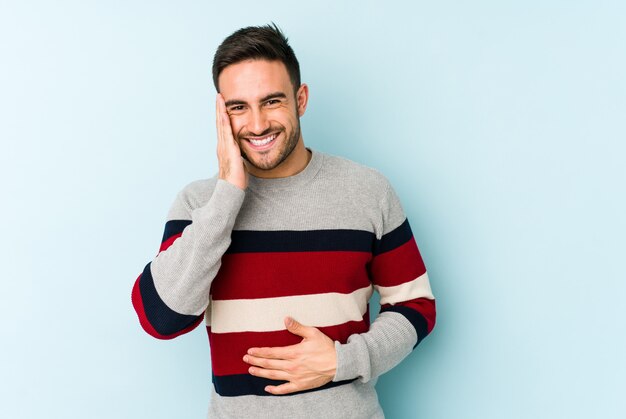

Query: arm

[131,179,245,339]
[333,181,436,383]
[131,93,249,340]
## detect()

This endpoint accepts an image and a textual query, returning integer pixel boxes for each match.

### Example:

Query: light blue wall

[1,1,624,418]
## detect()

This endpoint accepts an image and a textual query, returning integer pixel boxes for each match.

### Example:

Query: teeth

[249,134,276,146]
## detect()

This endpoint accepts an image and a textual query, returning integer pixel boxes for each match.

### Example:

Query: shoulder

[180,176,218,196]
[318,151,392,195]
[315,150,406,237]
[179,175,220,206]
[166,175,219,219]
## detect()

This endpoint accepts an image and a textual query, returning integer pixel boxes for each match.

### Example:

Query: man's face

[218,59,307,173]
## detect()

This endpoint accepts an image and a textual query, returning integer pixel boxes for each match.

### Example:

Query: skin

[215,59,337,395]
[216,59,311,188]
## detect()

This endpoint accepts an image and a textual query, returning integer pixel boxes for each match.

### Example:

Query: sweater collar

[247,147,324,192]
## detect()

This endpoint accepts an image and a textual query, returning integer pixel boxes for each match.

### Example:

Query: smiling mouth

[245,132,279,149]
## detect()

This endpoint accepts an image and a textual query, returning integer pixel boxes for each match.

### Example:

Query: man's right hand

[216,93,248,190]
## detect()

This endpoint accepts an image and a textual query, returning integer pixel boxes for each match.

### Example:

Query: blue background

[1,1,624,418]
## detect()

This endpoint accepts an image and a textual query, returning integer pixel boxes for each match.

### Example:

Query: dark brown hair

[212,23,301,93]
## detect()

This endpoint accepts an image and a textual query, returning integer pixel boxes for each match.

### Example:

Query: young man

[131,24,436,418]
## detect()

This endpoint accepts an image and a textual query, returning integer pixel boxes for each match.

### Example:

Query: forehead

[218,59,292,101]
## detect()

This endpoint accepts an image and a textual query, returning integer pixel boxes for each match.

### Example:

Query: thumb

[285,316,316,338]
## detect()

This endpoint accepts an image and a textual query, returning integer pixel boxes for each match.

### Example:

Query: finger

[218,94,228,124]
[248,366,291,381]
[243,354,292,371]
[218,95,239,148]
[216,94,224,146]
[265,382,300,395]
[285,316,317,339]
[247,345,298,360]
[216,95,228,132]
[220,100,236,144]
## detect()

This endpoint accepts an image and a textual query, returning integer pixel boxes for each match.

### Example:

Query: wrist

[332,336,369,382]
[218,175,246,191]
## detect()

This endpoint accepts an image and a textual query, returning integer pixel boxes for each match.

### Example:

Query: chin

[242,150,284,171]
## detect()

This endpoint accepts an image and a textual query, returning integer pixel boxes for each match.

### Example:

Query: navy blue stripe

[139,262,201,335]
[212,373,356,397]
[380,305,429,349]
[373,218,413,256]
[161,219,192,243]
[226,229,375,254]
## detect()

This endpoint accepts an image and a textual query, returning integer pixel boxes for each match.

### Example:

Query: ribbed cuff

[213,178,247,202]
[192,178,245,217]
[332,335,370,382]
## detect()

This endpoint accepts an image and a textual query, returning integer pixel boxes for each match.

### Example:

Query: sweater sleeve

[333,180,436,383]
[131,179,245,340]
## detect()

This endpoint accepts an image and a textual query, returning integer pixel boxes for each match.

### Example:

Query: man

[131,23,436,418]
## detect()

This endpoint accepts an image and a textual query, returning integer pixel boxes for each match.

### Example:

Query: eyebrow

[224,92,288,108]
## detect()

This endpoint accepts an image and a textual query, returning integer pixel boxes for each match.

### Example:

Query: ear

[295,83,309,117]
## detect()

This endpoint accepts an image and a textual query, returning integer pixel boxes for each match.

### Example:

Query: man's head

[212,23,301,94]
[212,24,309,177]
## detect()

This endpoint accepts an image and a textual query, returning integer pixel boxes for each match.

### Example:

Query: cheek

[272,108,297,128]
[229,116,246,134]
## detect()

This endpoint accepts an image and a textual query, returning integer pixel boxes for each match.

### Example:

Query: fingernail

[243,355,248,362]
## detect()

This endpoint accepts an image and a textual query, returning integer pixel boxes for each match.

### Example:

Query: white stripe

[207,286,373,334]
[375,272,434,305]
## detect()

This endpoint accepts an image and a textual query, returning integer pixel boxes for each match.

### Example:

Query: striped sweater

[131,148,436,418]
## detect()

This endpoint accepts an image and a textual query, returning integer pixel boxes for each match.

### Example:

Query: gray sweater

[131,148,436,418]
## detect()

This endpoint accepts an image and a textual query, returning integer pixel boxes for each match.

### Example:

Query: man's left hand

[244,316,337,395]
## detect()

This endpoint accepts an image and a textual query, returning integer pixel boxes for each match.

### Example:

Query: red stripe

[131,273,203,340]
[382,297,436,334]
[211,251,372,300]
[369,238,426,287]
[158,233,182,253]
[207,316,371,376]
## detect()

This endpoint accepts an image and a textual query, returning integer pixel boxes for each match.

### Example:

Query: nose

[247,107,271,136]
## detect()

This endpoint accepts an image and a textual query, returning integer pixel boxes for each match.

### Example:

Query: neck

[245,139,311,179]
